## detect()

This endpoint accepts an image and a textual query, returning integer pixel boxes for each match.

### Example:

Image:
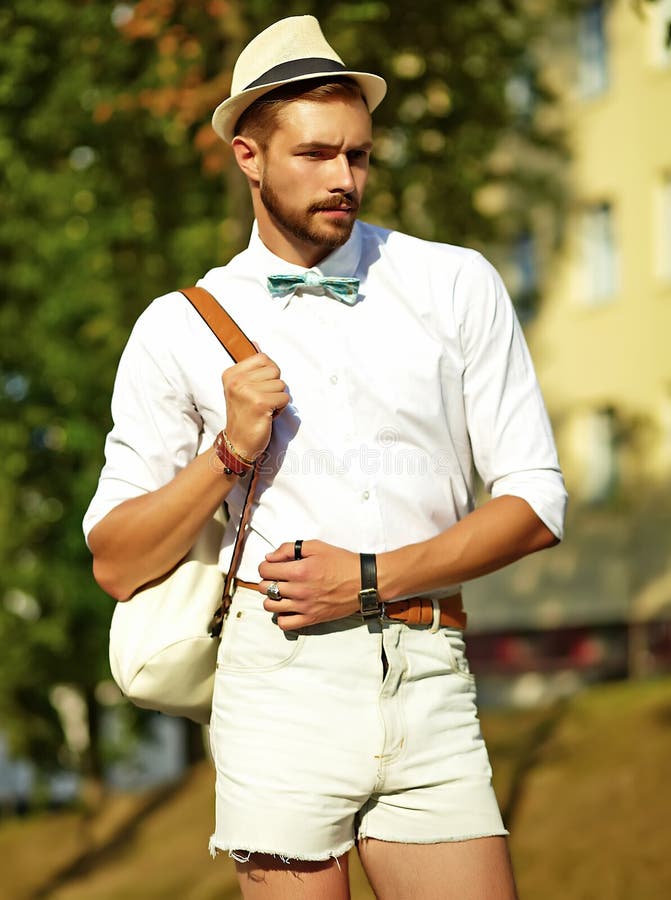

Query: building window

[650,0,671,67]
[578,2,609,97]
[657,175,671,281]
[577,407,619,504]
[581,202,618,304]
[510,232,538,320]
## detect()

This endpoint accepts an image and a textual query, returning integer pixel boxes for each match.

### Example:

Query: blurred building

[467,0,671,696]
[529,0,671,503]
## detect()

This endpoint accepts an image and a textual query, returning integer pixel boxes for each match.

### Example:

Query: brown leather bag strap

[222,465,260,601]
[178,286,260,637]
[179,286,257,363]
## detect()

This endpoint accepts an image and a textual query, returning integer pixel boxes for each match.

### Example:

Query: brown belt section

[235,580,467,630]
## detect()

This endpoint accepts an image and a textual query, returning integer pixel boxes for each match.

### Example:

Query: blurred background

[1,1,670,897]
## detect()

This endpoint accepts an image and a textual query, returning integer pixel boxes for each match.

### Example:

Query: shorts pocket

[217,590,304,672]
[441,629,476,682]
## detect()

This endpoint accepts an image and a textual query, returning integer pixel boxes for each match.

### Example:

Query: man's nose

[328,154,356,194]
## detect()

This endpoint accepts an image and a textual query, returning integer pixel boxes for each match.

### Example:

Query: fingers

[274,614,311,631]
[258,564,309,592]
[221,353,290,458]
[264,541,314,563]
[223,354,289,409]
[254,541,357,629]
[227,379,289,414]
[261,597,321,633]
[262,596,293,615]
[261,588,302,630]
[264,543,296,564]
[224,352,281,384]
[258,575,305,600]
[257,542,322,615]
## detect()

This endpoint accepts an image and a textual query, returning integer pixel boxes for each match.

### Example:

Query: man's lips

[311,197,358,211]
[313,205,357,215]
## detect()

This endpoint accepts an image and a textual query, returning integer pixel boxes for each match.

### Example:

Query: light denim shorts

[208,587,507,861]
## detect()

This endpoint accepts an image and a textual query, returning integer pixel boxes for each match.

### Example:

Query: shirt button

[329,374,338,384]
[362,490,370,500]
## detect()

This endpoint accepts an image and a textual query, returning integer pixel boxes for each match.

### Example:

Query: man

[85,15,566,900]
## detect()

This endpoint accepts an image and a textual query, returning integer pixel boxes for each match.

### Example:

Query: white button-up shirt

[84,221,567,590]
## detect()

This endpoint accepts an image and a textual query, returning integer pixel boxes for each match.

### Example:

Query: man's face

[257,95,373,255]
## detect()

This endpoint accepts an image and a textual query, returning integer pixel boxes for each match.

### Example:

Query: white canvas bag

[109,509,226,724]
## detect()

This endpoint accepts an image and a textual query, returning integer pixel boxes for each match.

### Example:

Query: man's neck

[257,228,329,268]
[254,218,334,268]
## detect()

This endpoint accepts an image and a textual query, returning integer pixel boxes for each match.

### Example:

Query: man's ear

[231,135,262,183]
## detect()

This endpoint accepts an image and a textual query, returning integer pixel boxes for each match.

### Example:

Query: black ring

[294,539,304,561]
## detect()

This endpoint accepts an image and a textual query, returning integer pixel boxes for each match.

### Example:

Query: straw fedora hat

[212,15,387,143]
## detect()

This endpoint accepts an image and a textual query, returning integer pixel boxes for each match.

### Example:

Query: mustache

[310,196,359,213]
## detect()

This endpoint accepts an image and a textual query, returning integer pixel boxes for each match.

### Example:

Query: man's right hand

[221,352,290,461]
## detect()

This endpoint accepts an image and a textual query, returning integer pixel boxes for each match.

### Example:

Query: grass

[505,678,671,900]
[2,676,670,899]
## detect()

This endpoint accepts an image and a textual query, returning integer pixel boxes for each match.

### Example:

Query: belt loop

[430,598,441,633]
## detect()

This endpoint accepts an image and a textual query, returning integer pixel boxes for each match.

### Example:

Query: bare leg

[357,836,518,900]
[234,853,351,900]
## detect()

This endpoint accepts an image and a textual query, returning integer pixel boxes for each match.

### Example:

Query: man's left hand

[257,541,360,630]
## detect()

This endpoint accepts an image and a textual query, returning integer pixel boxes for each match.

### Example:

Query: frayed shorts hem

[357,828,510,845]
[208,829,509,862]
[209,834,356,863]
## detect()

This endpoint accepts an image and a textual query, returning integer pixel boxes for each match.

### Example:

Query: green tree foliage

[0,0,228,775]
[0,0,580,776]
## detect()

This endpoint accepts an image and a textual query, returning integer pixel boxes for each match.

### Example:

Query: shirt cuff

[490,471,568,541]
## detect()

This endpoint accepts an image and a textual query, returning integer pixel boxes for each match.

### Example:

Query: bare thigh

[357,836,518,900]
[234,853,351,900]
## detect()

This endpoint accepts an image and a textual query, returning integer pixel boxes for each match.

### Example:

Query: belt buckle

[378,601,394,623]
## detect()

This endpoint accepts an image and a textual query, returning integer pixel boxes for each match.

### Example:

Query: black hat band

[244,57,347,91]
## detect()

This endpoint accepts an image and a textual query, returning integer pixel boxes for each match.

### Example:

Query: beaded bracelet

[221,431,256,466]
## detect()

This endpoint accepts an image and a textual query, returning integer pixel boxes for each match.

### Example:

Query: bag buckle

[208,599,229,638]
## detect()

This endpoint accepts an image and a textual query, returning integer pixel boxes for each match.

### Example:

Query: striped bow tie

[267,273,360,305]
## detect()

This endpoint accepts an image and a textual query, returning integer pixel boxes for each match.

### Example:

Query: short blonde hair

[235,77,366,148]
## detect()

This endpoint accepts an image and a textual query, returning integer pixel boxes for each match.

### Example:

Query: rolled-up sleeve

[82,301,203,543]
[455,253,567,539]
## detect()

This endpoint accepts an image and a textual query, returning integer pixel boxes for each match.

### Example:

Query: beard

[260,176,358,251]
